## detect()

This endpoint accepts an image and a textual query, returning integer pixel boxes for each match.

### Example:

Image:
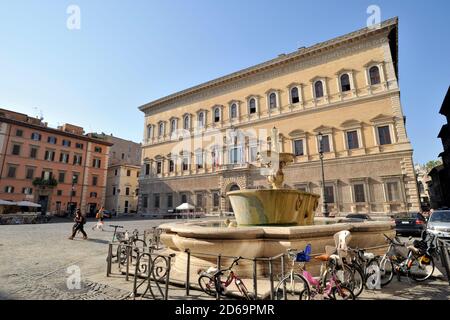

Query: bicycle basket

[296,244,312,262]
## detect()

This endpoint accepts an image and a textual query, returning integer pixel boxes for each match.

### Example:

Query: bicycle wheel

[198,274,217,297]
[378,256,394,287]
[331,285,355,300]
[409,255,434,282]
[236,279,253,300]
[365,259,381,289]
[349,264,364,297]
[324,264,362,297]
[274,273,310,300]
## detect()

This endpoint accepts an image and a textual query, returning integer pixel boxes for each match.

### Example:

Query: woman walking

[92,206,105,231]
[69,209,87,240]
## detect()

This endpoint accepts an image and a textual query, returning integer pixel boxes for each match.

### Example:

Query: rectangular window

[7,166,17,178]
[71,190,76,197]
[294,139,304,156]
[154,194,160,208]
[16,129,23,137]
[387,182,400,202]
[249,146,258,162]
[113,187,116,196]
[319,135,331,153]
[26,168,35,180]
[47,136,57,144]
[142,195,148,209]
[169,160,174,172]
[181,194,187,204]
[157,161,162,174]
[127,170,131,176]
[378,126,392,145]
[5,186,15,193]
[346,131,359,150]
[31,132,41,141]
[42,170,53,180]
[196,193,203,208]
[125,187,130,196]
[196,153,203,169]
[94,146,102,153]
[62,139,71,147]
[72,173,79,184]
[324,186,335,203]
[57,190,63,196]
[92,158,101,168]
[167,194,173,208]
[354,184,365,203]
[75,143,83,149]
[73,155,82,165]
[145,164,150,175]
[213,192,220,207]
[230,147,242,164]
[60,152,69,163]
[182,158,189,171]
[22,187,33,195]
[45,150,55,161]
[58,172,66,183]
[92,176,98,186]
[12,144,21,155]
[30,147,38,159]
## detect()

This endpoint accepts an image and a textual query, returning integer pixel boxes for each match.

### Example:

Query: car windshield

[429,211,450,223]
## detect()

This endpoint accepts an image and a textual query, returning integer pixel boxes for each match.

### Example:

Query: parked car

[427,210,450,239]
[395,212,426,236]
[345,213,373,221]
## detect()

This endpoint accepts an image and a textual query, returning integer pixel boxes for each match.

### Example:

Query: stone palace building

[138,17,420,216]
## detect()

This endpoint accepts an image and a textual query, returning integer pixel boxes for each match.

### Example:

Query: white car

[427,210,450,239]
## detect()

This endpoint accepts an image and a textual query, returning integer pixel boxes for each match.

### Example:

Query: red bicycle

[198,257,253,300]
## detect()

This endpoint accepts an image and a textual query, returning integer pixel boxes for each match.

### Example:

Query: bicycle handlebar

[110,225,124,228]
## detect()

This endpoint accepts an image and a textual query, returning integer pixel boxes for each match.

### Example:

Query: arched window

[183,115,190,130]
[171,119,176,133]
[291,87,300,104]
[214,108,220,123]
[198,112,205,128]
[230,103,237,119]
[249,98,257,114]
[158,122,164,136]
[147,125,153,139]
[340,74,351,92]
[269,92,277,109]
[369,66,381,85]
[314,81,324,98]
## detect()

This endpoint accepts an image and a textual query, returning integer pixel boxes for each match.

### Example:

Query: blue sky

[0,0,449,165]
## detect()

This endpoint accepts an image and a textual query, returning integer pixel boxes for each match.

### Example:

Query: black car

[346,213,373,221]
[395,212,426,236]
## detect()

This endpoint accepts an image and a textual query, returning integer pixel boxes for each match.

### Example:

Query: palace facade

[138,18,420,216]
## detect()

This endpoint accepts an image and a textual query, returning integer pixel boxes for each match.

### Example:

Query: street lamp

[318,132,329,217]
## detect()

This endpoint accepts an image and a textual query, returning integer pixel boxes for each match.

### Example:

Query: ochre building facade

[138,18,420,216]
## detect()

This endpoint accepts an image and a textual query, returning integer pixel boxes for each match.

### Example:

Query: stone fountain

[159,127,395,278]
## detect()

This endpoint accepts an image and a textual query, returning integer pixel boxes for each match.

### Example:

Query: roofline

[108,164,141,169]
[0,116,113,146]
[139,17,398,112]
[439,86,450,115]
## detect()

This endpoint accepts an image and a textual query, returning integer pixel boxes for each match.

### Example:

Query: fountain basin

[160,218,395,278]
[227,189,320,226]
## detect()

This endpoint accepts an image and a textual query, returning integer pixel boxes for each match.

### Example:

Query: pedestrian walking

[68,209,87,240]
[92,206,105,231]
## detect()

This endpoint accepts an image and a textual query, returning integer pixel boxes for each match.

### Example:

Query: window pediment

[364,60,384,68]
[335,68,354,75]
[265,88,281,95]
[370,114,395,123]
[313,125,333,133]
[288,129,307,137]
[287,82,302,89]
[309,76,327,83]
[340,119,362,128]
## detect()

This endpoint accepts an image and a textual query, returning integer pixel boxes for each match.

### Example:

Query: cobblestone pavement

[1,219,449,300]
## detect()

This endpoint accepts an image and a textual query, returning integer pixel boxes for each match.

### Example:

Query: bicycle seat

[314,254,330,262]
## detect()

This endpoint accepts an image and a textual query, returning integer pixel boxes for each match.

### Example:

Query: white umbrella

[0,199,16,206]
[15,201,41,207]
[176,203,195,211]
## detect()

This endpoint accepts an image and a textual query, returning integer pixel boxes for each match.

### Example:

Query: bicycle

[276,244,354,300]
[379,233,435,286]
[198,257,253,300]
[273,248,311,300]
